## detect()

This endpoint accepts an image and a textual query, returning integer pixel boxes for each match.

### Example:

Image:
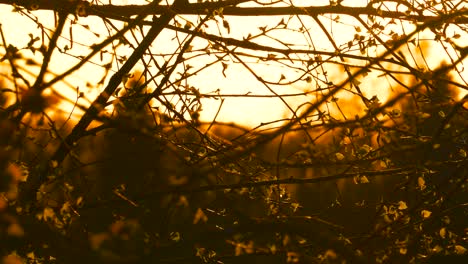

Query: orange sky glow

[0,0,466,128]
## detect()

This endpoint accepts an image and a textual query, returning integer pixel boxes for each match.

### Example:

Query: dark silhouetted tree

[0,0,467,263]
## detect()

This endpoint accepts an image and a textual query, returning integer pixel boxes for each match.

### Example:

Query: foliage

[0,0,467,263]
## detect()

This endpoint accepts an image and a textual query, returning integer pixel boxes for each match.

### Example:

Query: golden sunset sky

[0,0,466,127]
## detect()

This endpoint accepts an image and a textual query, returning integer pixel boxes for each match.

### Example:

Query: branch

[2,0,467,24]
[76,167,413,212]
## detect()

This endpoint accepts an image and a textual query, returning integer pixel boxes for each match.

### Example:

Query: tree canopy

[0,0,467,263]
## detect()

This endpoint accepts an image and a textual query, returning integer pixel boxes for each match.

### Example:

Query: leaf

[170,232,181,242]
[184,21,194,30]
[398,201,408,210]
[459,149,466,158]
[351,78,361,86]
[193,208,208,224]
[417,177,426,190]
[357,144,371,155]
[276,18,286,27]
[76,196,83,207]
[439,227,446,238]
[221,62,229,77]
[266,53,277,60]
[454,245,467,254]
[353,175,369,184]
[7,162,28,182]
[379,160,388,168]
[361,68,371,77]
[50,160,58,168]
[42,207,55,221]
[279,74,286,82]
[362,175,370,183]
[432,245,443,254]
[213,7,224,17]
[26,252,35,260]
[222,19,230,34]
[269,244,277,254]
[291,203,300,212]
[421,210,431,218]
[335,152,345,160]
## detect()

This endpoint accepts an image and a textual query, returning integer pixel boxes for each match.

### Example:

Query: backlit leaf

[398,201,407,210]
[421,210,431,218]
